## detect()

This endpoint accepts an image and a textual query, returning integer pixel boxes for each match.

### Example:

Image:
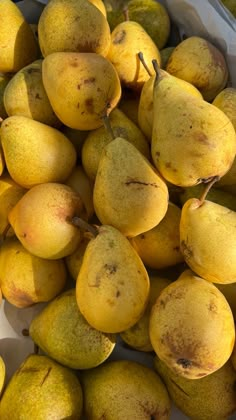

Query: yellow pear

[81,108,150,181]
[0,73,11,119]
[65,233,92,281]
[120,275,171,352]
[212,87,236,131]
[107,21,161,91]
[8,182,85,259]
[0,174,26,237]
[38,0,110,57]
[149,270,235,379]
[154,356,236,420]
[180,198,236,284]
[66,165,94,220]
[1,116,77,189]
[166,36,228,101]
[151,66,236,186]
[81,360,171,419]
[130,202,184,269]
[42,52,121,130]
[3,60,61,127]
[93,138,168,237]
[76,224,150,333]
[0,0,39,73]
[0,237,66,308]
[30,289,116,369]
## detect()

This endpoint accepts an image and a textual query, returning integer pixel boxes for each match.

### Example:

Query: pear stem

[152,59,162,82]
[138,52,152,77]
[70,217,99,237]
[123,6,129,21]
[102,114,115,141]
[199,176,220,205]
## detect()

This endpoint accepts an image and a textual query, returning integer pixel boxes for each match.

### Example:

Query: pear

[107,21,161,91]
[221,0,236,16]
[0,73,11,119]
[1,116,77,188]
[149,270,235,379]
[166,36,228,101]
[8,182,85,259]
[120,275,171,352]
[0,237,67,308]
[180,198,236,283]
[81,360,170,419]
[81,108,150,181]
[179,184,236,211]
[0,0,39,73]
[0,354,83,419]
[30,289,116,369]
[65,233,92,281]
[154,356,236,420]
[0,174,26,237]
[130,202,184,269]
[216,157,236,188]
[93,138,168,237]
[160,46,175,69]
[151,66,236,186]
[212,87,236,131]
[38,0,111,57]
[76,224,150,333]
[42,52,121,130]
[0,356,5,397]
[3,60,61,127]
[89,0,107,16]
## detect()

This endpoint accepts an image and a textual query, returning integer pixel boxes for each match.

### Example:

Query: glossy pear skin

[180,198,236,284]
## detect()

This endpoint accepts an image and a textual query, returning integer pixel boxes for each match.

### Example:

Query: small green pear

[30,289,116,369]
[0,354,83,420]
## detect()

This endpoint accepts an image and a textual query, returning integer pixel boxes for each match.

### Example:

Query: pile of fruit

[0,0,236,418]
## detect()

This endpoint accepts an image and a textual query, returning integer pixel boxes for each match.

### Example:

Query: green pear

[93,138,168,237]
[180,198,236,283]
[0,0,39,73]
[0,236,67,308]
[154,356,236,420]
[81,360,171,419]
[42,52,121,130]
[0,73,11,119]
[179,184,236,211]
[3,60,61,127]
[8,182,85,259]
[76,224,150,333]
[0,354,83,420]
[30,289,116,369]
[1,116,77,188]
[151,67,236,186]
[81,108,150,181]
[38,0,111,57]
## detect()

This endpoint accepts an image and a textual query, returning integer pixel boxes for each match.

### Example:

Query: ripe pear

[93,138,168,237]
[180,198,236,283]
[0,174,26,237]
[38,0,111,57]
[66,233,92,281]
[107,21,161,91]
[179,184,236,211]
[120,275,171,352]
[42,52,121,130]
[66,165,94,220]
[212,87,236,131]
[8,182,85,259]
[0,0,39,73]
[0,354,83,420]
[76,224,150,333]
[0,357,5,397]
[1,116,77,189]
[154,356,236,420]
[0,237,67,308]
[30,289,116,369]
[151,67,236,186]
[130,202,184,269]
[0,73,11,119]
[82,108,150,181]
[149,270,235,379]
[166,36,228,101]
[3,60,61,127]
[81,360,171,419]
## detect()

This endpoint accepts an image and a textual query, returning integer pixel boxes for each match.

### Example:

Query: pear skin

[93,138,168,237]
[149,270,235,379]
[81,360,171,419]
[216,282,236,320]
[0,354,83,420]
[30,289,116,369]
[76,224,150,333]
[180,198,236,283]
[42,52,121,130]
[212,87,236,131]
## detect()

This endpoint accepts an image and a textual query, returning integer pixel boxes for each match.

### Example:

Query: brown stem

[138,52,152,77]
[123,6,129,21]
[70,217,99,237]
[102,114,115,141]
[199,176,220,205]
[22,329,29,337]
[152,59,162,82]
